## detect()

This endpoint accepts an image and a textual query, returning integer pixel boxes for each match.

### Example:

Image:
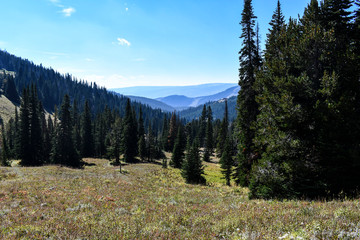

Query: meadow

[0,158,359,239]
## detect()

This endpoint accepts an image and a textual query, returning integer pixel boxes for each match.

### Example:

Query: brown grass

[0,158,359,239]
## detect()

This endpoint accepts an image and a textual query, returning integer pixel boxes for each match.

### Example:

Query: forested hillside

[179,96,237,121]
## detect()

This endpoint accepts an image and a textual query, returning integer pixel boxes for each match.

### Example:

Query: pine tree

[203,106,213,162]
[181,138,206,184]
[171,125,186,168]
[19,87,31,166]
[160,115,169,151]
[108,117,122,165]
[236,0,262,186]
[216,99,228,158]
[51,94,80,167]
[198,105,207,147]
[167,112,178,152]
[81,100,94,158]
[146,121,155,162]
[138,106,146,161]
[123,99,137,163]
[29,85,43,166]
[1,125,10,166]
[220,137,233,186]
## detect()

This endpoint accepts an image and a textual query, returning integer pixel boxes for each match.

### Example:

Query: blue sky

[0,0,310,88]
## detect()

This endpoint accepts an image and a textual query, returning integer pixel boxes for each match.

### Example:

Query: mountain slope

[157,86,239,110]
[111,83,237,99]
[179,96,237,121]
[0,50,167,132]
[125,95,175,112]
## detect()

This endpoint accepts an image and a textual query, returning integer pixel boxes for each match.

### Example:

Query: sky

[0,0,311,89]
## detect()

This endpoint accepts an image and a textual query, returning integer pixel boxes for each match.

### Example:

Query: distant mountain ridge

[111,83,237,99]
[156,86,239,110]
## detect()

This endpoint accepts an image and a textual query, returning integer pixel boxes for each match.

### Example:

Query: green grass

[0,158,359,239]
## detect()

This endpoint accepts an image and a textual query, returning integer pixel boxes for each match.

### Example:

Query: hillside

[179,96,237,121]
[124,95,175,112]
[111,83,237,99]
[0,50,166,132]
[0,158,358,239]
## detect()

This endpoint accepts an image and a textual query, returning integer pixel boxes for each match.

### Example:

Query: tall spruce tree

[216,99,228,158]
[81,100,94,158]
[51,94,80,167]
[123,99,137,163]
[1,125,10,166]
[138,106,146,161]
[171,125,186,168]
[203,106,213,162]
[236,0,261,186]
[19,87,32,166]
[220,137,233,186]
[198,105,207,147]
[181,138,206,184]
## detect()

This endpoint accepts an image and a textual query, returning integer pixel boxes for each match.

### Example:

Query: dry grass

[0,158,359,239]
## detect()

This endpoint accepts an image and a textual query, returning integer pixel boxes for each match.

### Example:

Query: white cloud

[85,58,95,62]
[116,38,131,47]
[0,41,6,46]
[125,8,129,11]
[62,7,76,17]
[133,58,146,62]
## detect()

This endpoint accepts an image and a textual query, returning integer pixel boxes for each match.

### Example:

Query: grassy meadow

[0,157,360,239]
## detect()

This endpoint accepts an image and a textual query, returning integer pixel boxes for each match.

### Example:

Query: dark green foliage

[3,75,20,104]
[107,117,122,165]
[220,137,233,186]
[167,112,178,152]
[181,138,206,185]
[216,99,228,158]
[122,99,138,163]
[203,106,213,162]
[19,86,44,166]
[81,100,94,158]
[198,105,207,147]
[171,125,186,168]
[51,95,81,167]
[241,0,360,199]
[1,125,10,166]
[236,0,261,186]
[137,106,146,161]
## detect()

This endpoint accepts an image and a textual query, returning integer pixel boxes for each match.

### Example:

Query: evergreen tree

[138,106,146,161]
[220,137,233,186]
[181,138,206,184]
[203,106,213,162]
[236,0,262,186]
[167,112,178,152]
[123,99,137,163]
[216,99,228,158]
[29,85,43,165]
[51,94,81,167]
[171,125,186,168]
[81,100,94,157]
[1,125,10,166]
[108,117,122,165]
[198,105,207,147]
[19,88,31,166]
[160,115,169,151]
[146,121,155,162]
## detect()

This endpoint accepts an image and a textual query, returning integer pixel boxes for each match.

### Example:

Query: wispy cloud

[85,58,95,62]
[61,7,76,17]
[133,58,146,62]
[48,0,75,17]
[116,38,131,47]
[0,41,6,46]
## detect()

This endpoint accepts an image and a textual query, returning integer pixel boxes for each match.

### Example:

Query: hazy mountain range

[111,83,237,99]
[113,84,239,112]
